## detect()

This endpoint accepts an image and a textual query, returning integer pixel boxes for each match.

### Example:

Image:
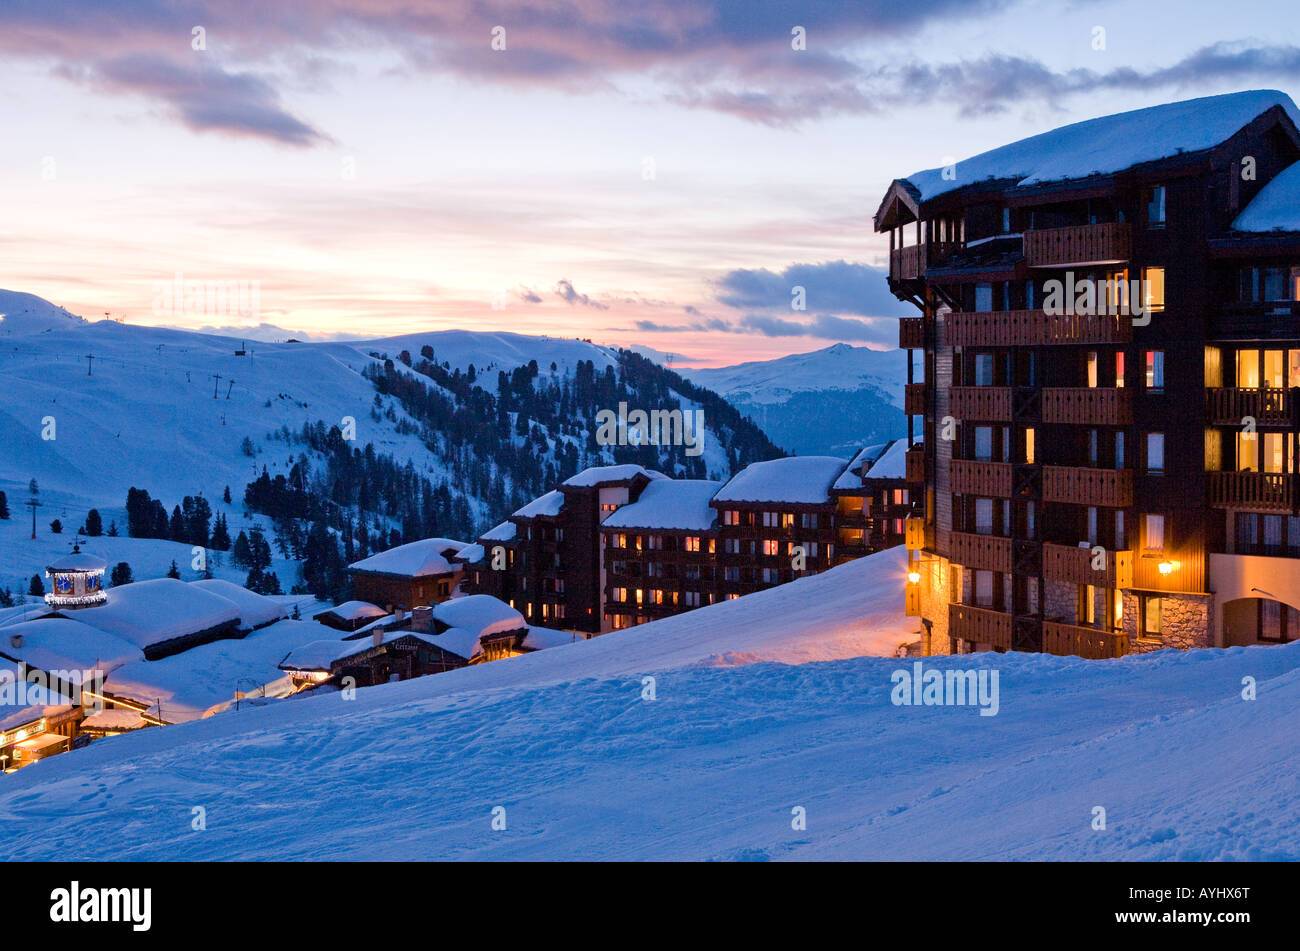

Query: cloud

[555,279,609,309]
[77,55,328,146]
[515,287,544,304]
[716,261,912,317]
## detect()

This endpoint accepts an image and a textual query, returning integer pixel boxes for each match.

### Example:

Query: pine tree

[0,586,12,608]
[223,485,232,504]
[0,490,9,519]
[110,562,133,587]
[28,574,44,596]
[166,560,181,579]
[210,513,231,551]
[49,519,62,534]
[85,509,103,536]
[232,530,252,568]
[169,505,185,542]
[107,520,119,537]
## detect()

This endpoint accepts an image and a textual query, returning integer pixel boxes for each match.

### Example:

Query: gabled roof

[348,538,469,578]
[877,90,1300,225]
[713,456,849,505]
[1233,159,1300,233]
[561,464,668,488]
[601,479,721,531]
[512,489,565,519]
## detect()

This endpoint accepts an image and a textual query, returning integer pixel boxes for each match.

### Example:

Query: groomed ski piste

[1,546,1296,861]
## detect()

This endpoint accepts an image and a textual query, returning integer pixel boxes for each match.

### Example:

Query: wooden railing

[946,310,1133,347]
[1043,466,1134,507]
[948,386,1013,421]
[905,382,927,416]
[1207,471,1297,512]
[949,460,1014,497]
[905,445,927,484]
[1024,222,1131,267]
[899,317,924,350]
[949,532,1013,572]
[891,245,924,280]
[949,603,1013,651]
[1042,387,1134,425]
[1042,621,1129,660]
[1206,387,1297,427]
[1043,542,1133,588]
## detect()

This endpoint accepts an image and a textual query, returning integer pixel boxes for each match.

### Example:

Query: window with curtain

[1147,433,1165,474]
[1144,514,1165,552]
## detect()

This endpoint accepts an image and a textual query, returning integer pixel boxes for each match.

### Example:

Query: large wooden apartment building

[876,89,1300,658]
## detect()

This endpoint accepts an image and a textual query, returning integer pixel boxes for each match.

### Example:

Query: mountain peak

[0,289,90,336]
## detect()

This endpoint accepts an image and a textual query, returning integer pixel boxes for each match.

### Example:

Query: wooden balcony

[1043,542,1133,589]
[1207,471,1297,513]
[949,603,1013,651]
[1206,387,1297,427]
[905,445,927,484]
[1042,466,1134,507]
[949,459,1014,497]
[1042,387,1134,425]
[948,386,1013,421]
[949,532,1013,572]
[946,310,1133,348]
[1024,222,1131,268]
[905,382,927,416]
[1042,621,1129,660]
[899,317,925,350]
[891,245,924,280]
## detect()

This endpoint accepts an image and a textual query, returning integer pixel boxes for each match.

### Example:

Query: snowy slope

[0,289,89,337]
[680,344,907,456]
[1,545,1295,862]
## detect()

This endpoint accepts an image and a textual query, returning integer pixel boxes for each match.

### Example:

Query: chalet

[876,88,1300,657]
[710,456,847,600]
[347,537,469,612]
[600,479,721,628]
[279,629,468,688]
[313,600,388,632]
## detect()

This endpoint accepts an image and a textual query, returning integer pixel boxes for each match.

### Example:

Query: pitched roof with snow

[433,594,525,637]
[75,578,241,651]
[0,617,141,673]
[348,537,468,577]
[481,520,517,541]
[862,438,913,481]
[46,551,107,573]
[512,489,565,519]
[314,600,386,623]
[191,578,288,629]
[601,479,721,531]
[1233,160,1300,232]
[425,626,483,660]
[521,626,580,651]
[832,444,886,491]
[900,90,1300,204]
[713,456,849,505]
[453,543,485,565]
[561,464,668,487]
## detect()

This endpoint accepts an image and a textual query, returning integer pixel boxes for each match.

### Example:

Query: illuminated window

[1115,352,1125,388]
[1146,433,1164,474]
[1145,350,1165,390]
[1024,427,1035,464]
[763,539,779,556]
[1236,349,1260,388]
[684,536,700,552]
[1141,596,1163,637]
[1144,514,1165,552]
[1143,267,1165,312]
[1087,351,1099,388]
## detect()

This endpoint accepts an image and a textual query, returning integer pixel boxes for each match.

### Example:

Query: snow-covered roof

[191,579,288,629]
[348,537,468,577]
[0,617,141,673]
[863,438,912,481]
[46,551,107,573]
[433,594,525,638]
[314,600,386,623]
[0,604,54,628]
[1233,160,1300,232]
[80,709,148,731]
[521,626,580,651]
[453,543,486,565]
[601,479,721,531]
[513,489,565,519]
[713,456,849,505]
[902,90,1300,203]
[73,579,242,652]
[0,664,77,732]
[426,626,482,660]
[481,520,517,542]
[832,444,886,491]
[280,628,464,670]
[561,464,668,487]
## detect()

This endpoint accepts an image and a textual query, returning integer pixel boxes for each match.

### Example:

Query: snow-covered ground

[1,546,1294,862]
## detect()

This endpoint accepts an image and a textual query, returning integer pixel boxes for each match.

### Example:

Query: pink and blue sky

[2,0,1299,364]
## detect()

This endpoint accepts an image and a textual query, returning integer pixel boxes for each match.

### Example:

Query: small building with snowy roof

[312,599,388,633]
[278,628,468,688]
[831,439,917,559]
[347,537,469,612]
[191,578,288,631]
[44,544,107,610]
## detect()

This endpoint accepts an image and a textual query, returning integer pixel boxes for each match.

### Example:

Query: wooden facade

[879,93,1300,657]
